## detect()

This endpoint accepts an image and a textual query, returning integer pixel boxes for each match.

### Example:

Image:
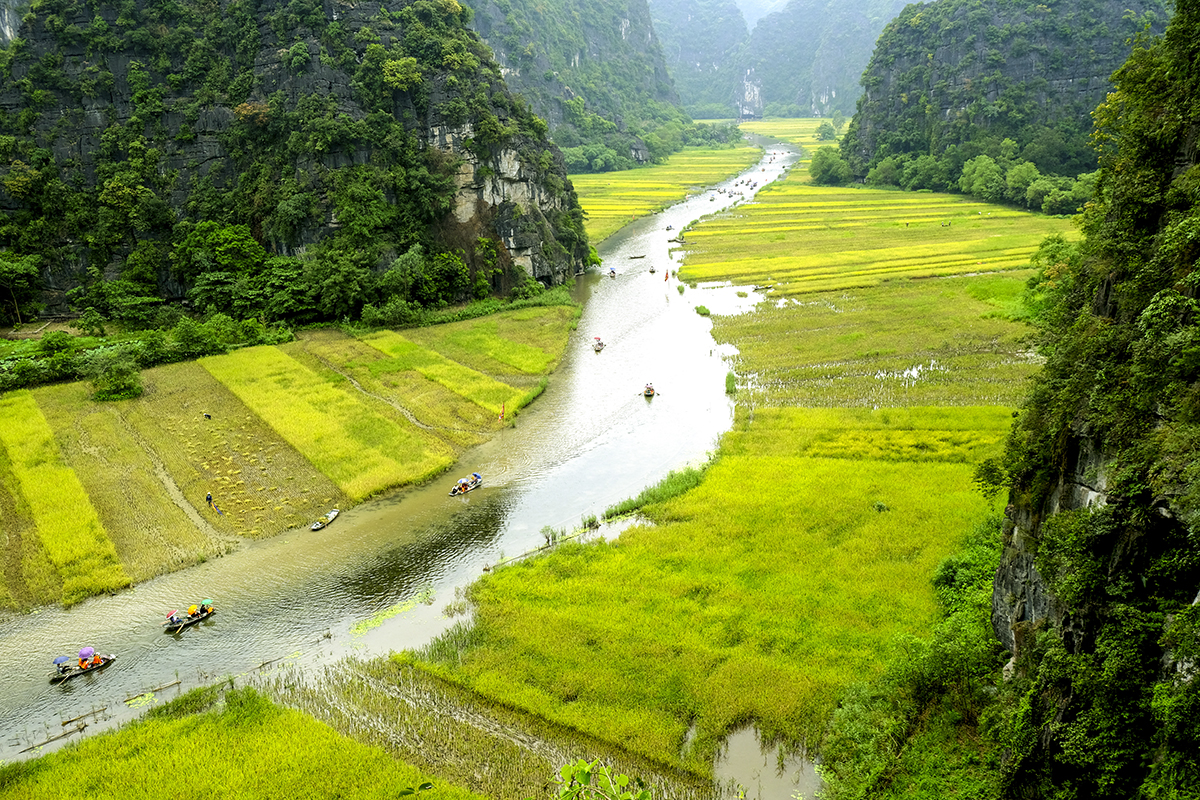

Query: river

[0,140,810,795]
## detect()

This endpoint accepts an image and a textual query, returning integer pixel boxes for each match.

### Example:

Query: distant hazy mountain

[733,0,789,29]
[648,0,749,117]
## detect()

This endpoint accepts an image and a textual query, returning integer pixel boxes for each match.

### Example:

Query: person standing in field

[206,491,212,507]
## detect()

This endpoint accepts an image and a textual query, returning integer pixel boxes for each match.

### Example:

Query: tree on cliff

[995,0,1200,795]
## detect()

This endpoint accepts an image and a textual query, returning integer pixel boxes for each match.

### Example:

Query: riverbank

[0,303,579,611]
[570,144,763,243]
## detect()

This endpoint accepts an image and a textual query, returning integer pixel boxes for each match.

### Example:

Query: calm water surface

[0,141,805,793]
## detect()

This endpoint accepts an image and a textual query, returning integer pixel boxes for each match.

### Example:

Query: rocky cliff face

[463,0,678,161]
[0,0,586,315]
[842,0,1172,174]
[647,0,747,117]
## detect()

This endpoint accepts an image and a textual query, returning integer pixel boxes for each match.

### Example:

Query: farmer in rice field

[206,491,212,507]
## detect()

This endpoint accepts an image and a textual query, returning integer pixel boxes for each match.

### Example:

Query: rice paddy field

[570,145,762,242]
[738,118,831,172]
[679,173,1076,294]
[393,127,1063,783]
[0,307,575,609]
[0,684,485,800]
[418,406,1008,771]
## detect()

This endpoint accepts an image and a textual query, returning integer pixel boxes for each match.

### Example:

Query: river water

[0,140,805,794]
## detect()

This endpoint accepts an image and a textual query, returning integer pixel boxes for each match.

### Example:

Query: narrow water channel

[0,139,802,788]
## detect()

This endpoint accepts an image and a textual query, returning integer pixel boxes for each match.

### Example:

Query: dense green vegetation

[0,683,484,800]
[838,0,1172,192]
[0,0,586,329]
[819,2,1200,796]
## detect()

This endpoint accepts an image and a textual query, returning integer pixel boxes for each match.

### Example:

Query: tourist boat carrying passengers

[311,509,339,531]
[163,600,215,633]
[50,651,116,684]
[593,337,605,352]
[644,383,655,397]
[450,473,483,496]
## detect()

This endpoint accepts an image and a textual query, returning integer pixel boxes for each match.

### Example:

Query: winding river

[0,140,808,793]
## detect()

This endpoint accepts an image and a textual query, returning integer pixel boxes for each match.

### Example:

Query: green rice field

[359,330,530,416]
[571,145,762,242]
[0,392,128,606]
[0,308,576,609]
[0,684,485,800]
[419,406,1008,771]
[679,173,1076,294]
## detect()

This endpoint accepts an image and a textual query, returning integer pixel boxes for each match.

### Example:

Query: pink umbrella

[79,646,94,658]
[166,610,178,618]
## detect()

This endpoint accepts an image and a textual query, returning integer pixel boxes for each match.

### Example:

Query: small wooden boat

[50,655,116,684]
[311,509,339,531]
[644,384,655,397]
[163,605,215,633]
[649,266,656,273]
[450,474,483,496]
[628,254,645,259]
[593,337,605,352]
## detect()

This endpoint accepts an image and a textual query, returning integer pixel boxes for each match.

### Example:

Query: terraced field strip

[681,174,1076,294]
[739,117,831,171]
[0,433,60,609]
[403,306,577,376]
[571,144,763,242]
[202,347,454,501]
[36,380,217,583]
[360,330,529,415]
[0,391,128,605]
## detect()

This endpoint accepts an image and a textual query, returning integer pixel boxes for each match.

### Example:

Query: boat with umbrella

[163,600,216,633]
[50,648,116,684]
[593,337,605,352]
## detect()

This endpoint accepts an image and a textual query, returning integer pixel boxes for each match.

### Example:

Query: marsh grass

[572,145,763,242]
[203,346,455,501]
[267,657,717,800]
[35,381,217,583]
[0,391,128,605]
[679,174,1075,294]
[416,407,1006,771]
[0,684,481,800]
[711,273,1042,408]
[360,330,528,416]
[603,466,708,519]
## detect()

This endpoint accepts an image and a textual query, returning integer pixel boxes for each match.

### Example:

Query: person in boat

[55,659,70,675]
[92,653,102,667]
[458,478,469,493]
[187,604,199,619]
[78,654,90,670]
[472,472,481,484]
[198,601,212,615]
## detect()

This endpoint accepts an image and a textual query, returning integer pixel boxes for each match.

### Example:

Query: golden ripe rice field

[202,346,455,502]
[679,174,1076,294]
[571,145,763,242]
[738,117,833,172]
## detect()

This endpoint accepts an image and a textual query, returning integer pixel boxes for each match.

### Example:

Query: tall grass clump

[602,465,709,519]
[725,371,736,394]
[202,346,454,501]
[0,683,483,800]
[0,391,128,605]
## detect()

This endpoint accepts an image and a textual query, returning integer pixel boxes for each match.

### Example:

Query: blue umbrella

[53,656,70,665]
[79,646,94,658]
